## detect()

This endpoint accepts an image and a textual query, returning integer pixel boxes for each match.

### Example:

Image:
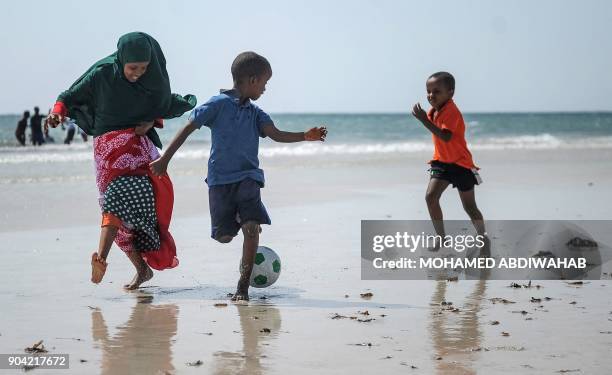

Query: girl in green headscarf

[48,32,196,146]
[47,32,196,289]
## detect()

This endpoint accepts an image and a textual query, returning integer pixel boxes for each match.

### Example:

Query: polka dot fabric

[103,175,160,252]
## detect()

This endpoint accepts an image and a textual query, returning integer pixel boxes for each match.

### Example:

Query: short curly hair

[231,52,272,84]
[428,71,455,91]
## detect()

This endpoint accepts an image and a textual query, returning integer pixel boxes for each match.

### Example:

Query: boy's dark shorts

[208,178,271,239]
[429,161,479,192]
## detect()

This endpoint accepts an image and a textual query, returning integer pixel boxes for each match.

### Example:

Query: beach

[1,141,612,374]
[3,0,612,371]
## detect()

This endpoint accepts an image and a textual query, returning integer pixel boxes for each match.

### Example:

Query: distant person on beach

[62,118,77,144]
[30,106,46,145]
[79,127,88,142]
[15,110,29,146]
[62,117,88,144]
[411,72,488,251]
[45,32,196,289]
[150,52,327,301]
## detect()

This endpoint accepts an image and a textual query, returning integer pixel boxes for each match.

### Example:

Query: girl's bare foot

[91,252,107,284]
[123,266,153,290]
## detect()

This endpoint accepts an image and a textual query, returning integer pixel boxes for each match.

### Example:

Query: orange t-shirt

[427,99,477,170]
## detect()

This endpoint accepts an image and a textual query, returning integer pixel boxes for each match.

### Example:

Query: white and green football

[248,246,281,288]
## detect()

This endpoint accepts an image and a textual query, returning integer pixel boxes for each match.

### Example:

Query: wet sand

[1,147,612,374]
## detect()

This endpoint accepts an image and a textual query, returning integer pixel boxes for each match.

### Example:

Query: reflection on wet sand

[430,277,488,375]
[91,295,178,375]
[212,304,282,375]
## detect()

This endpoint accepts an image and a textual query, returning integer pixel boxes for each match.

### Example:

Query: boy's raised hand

[149,157,168,177]
[412,103,428,123]
[304,126,327,141]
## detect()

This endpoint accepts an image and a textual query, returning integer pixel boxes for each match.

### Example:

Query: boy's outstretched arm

[262,123,327,143]
[411,103,452,142]
[149,122,198,176]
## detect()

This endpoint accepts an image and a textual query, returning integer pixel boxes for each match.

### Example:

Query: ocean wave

[0,143,93,164]
[473,133,564,149]
[175,134,612,159]
[1,135,611,164]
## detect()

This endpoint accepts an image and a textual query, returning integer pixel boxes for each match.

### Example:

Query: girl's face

[123,61,149,82]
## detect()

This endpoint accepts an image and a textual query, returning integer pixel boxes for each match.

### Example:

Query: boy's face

[246,71,272,101]
[426,77,454,110]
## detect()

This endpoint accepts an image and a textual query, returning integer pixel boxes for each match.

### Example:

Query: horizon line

[2,110,612,117]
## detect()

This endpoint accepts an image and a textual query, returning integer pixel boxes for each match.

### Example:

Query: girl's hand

[412,103,428,123]
[45,113,63,133]
[135,121,154,136]
[304,126,327,141]
[149,157,168,177]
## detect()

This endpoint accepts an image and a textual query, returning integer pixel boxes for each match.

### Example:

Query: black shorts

[429,161,479,192]
[208,178,271,239]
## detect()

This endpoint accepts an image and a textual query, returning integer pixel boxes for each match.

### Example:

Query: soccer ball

[245,246,281,288]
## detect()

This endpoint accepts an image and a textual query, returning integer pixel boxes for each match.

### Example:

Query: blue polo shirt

[188,89,273,186]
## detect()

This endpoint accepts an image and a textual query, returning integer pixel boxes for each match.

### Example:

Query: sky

[1,0,611,114]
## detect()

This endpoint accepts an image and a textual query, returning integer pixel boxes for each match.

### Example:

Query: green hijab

[58,32,196,148]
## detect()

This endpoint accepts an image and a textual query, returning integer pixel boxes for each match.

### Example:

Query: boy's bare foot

[466,234,491,259]
[91,252,107,284]
[231,280,250,302]
[123,266,153,290]
[231,291,249,302]
[479,235,491,258]
[427,237,443,252]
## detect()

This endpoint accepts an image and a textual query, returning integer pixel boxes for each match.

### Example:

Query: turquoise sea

[1,112,611,164]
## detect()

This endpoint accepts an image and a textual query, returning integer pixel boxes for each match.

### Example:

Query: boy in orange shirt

[411,72,487,252]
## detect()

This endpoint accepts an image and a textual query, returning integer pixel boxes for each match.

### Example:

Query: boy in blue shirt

[150,52,327,301]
